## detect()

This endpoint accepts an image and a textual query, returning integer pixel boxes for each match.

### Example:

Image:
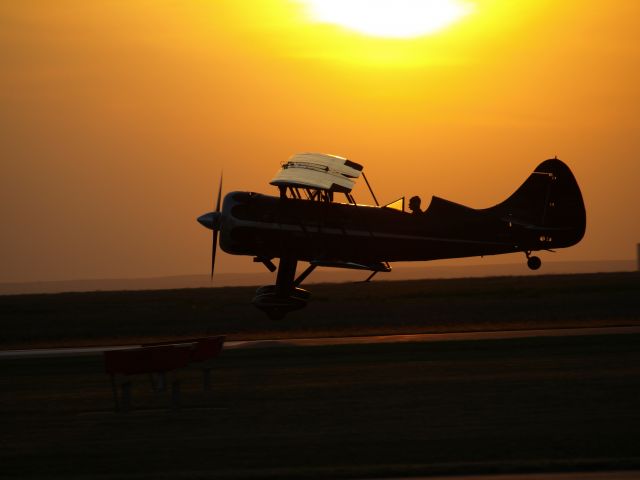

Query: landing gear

[252,285,310,320]
[252,257,312,320]
[525,252,542,270]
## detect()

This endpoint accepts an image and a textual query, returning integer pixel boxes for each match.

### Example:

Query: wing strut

[363,271,378,282]
[361,171,379,206]
[360,170,391,273]
[294,264,316,287]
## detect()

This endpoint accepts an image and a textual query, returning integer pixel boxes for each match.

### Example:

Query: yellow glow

[302,0,474,38]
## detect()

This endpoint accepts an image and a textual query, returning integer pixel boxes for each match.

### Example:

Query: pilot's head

[409,195,422,214]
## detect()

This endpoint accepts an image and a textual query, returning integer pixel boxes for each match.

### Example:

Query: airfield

[1,271,639,479]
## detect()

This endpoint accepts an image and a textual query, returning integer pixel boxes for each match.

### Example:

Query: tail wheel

[527,256,542,270]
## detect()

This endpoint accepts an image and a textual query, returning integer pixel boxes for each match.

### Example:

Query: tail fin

[491,159,586,247]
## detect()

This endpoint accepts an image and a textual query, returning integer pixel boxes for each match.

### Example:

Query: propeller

[210,172,223,279]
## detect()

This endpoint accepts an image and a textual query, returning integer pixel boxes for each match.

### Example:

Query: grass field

[1,334,640,479]
[1,272,639,479]
[0,272,639,348]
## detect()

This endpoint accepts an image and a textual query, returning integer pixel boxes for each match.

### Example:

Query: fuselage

[218,190,583,264]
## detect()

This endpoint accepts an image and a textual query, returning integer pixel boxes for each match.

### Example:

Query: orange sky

[1,0,639,283]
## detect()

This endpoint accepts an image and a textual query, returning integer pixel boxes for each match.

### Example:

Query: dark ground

[1,334,640,479]
[1,272,639,479]
[1,272,639,348]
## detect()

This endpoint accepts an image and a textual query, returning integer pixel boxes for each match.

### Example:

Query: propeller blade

[211,228,219,279]
[210,172,223,279]
[216,172,223,212]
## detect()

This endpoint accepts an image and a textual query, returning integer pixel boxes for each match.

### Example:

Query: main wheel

[527,256,542,270]
[252,286,310,320]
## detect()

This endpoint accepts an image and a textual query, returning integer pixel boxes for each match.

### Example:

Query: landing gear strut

[525,251,542,270]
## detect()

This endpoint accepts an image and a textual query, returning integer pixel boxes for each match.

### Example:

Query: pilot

[409,195,423,214]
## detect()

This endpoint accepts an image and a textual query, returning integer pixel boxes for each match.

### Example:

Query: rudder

[491,158,586,247]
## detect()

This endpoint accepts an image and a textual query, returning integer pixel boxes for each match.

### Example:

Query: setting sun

[301,0,474,38]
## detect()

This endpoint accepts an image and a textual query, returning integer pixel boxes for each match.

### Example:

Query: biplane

[197,153,586,319]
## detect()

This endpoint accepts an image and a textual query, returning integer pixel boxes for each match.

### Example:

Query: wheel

[527,256,542,270]
[252,286,310,320]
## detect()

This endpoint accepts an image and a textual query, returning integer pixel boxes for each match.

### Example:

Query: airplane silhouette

[198,153,586,319]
